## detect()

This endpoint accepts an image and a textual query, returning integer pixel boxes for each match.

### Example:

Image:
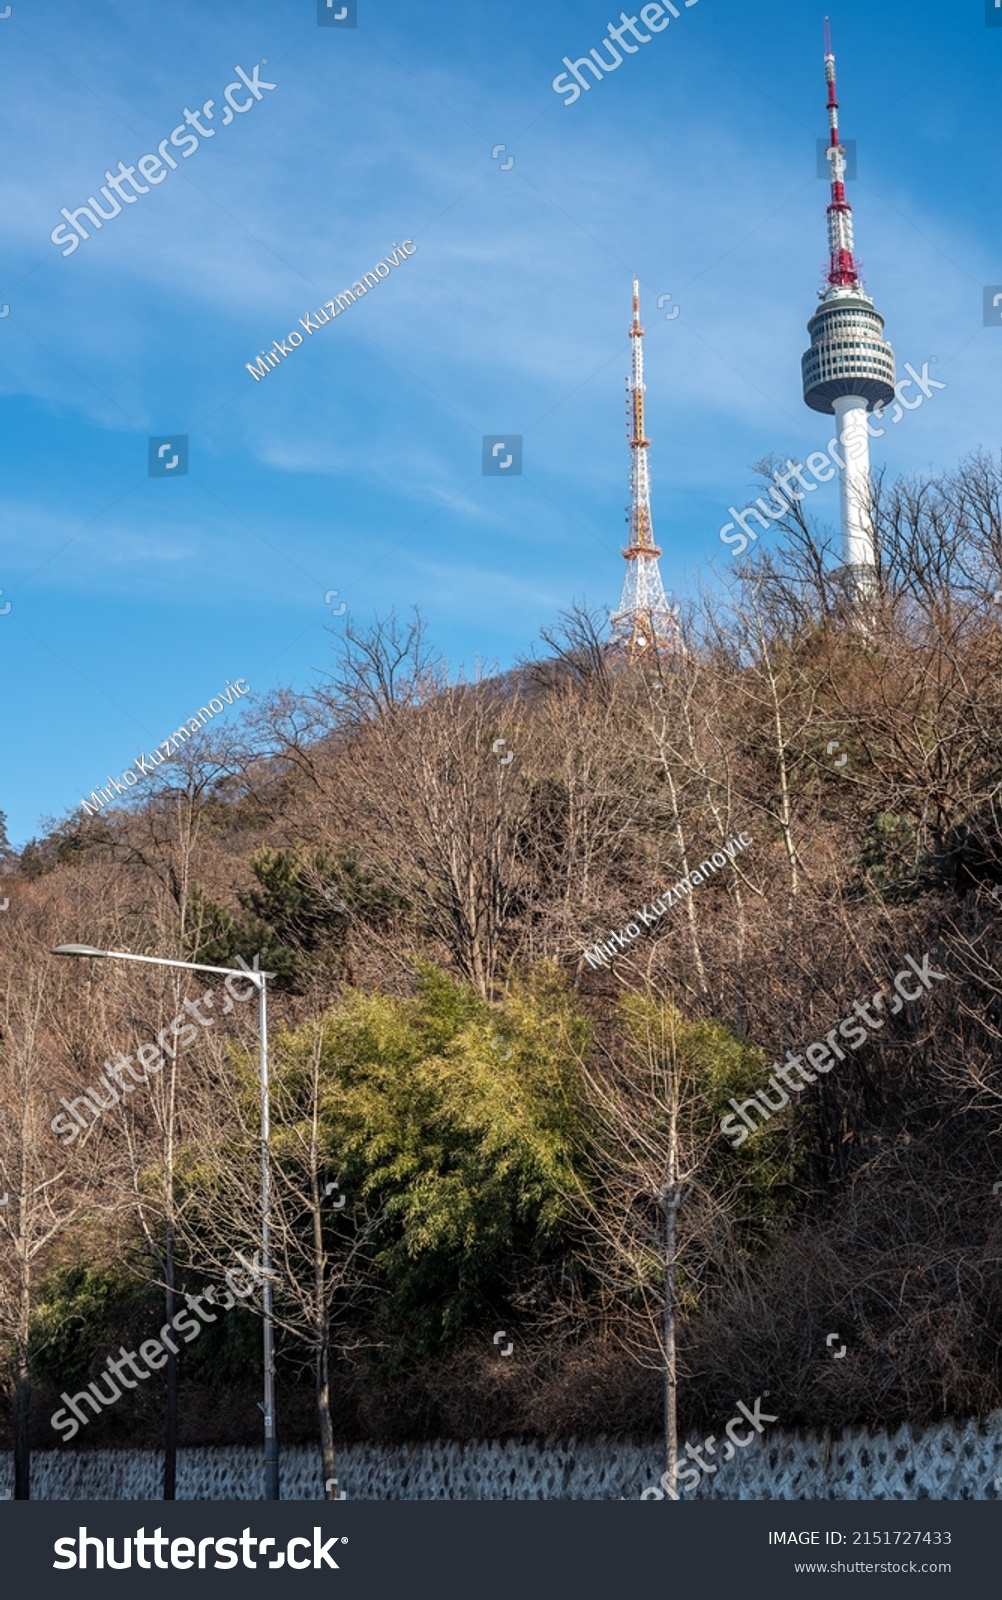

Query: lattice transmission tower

[610,279,682,659]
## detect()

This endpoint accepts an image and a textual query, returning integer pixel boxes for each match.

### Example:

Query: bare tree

[173,1014,381,1500]
[570,993,764,1497]
[0,931,111,1499]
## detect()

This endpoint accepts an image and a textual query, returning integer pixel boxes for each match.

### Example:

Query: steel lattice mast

[802,20,895,578]
[610,279,681,657]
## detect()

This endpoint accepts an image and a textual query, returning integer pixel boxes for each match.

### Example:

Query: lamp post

[51,943,280,1501]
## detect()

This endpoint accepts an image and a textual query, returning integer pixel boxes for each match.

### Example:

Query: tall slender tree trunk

[660,1185,680,1499]
[311,1095,338,1499]
[317,1340,337,1497]
[764,657,800,903]
[14,1277,31,1500]
[163,1225,177,1501]
[162,1010,180,1501]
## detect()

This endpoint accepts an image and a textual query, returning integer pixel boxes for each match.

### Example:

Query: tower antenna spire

[610,279,681,659]
[823,18,859,289]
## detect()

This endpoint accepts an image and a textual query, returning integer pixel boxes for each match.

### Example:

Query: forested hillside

[2,456,1002,1487]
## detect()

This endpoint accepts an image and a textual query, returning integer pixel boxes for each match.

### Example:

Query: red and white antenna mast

[626,279,656,555]
[823,17,859,289]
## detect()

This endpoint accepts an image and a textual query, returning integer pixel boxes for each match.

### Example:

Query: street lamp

[52,943,281,1501]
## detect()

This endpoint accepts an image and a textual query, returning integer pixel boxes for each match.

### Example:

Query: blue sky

[0,0,998,845]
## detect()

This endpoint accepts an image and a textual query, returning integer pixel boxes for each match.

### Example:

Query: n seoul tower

[610,280,681,657]
[802,19,895,579]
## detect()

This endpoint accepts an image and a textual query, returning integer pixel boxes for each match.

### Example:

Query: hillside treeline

[2,452,1002,1492]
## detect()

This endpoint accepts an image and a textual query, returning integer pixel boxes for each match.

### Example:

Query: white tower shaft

[832,397,872,571]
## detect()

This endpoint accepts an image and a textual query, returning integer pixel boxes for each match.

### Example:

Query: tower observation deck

[801,20,895,576]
